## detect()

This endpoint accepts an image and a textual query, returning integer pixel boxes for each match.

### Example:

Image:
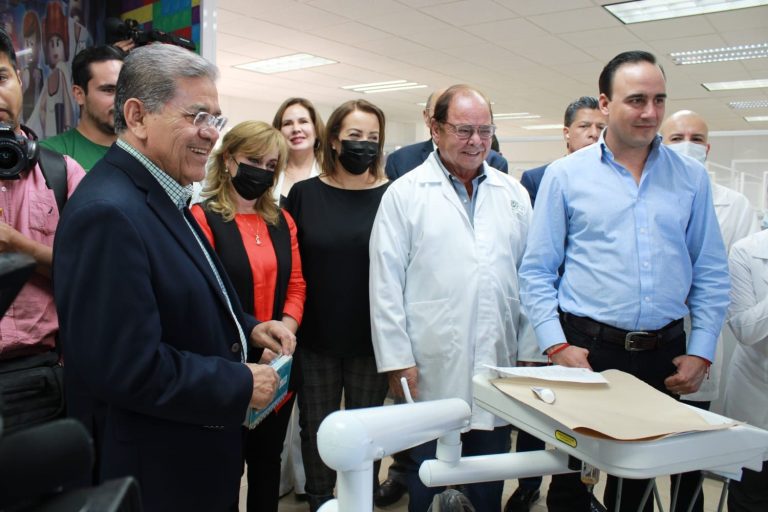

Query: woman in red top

[191,120,306,512]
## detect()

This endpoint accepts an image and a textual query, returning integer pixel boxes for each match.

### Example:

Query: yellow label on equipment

[554,430,577,448]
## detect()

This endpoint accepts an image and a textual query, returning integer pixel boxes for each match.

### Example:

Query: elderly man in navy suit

[385,87,508,181]
[53,44,295,511]
[519,96,605,207]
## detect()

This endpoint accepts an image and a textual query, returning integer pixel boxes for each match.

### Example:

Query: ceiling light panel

[702,79,768,91]
[671,43,768,65]
[235,53,336,74]
[745,115,768,122]
[341,80,427,94]
[729,100,768,109]
[604,0,768,24]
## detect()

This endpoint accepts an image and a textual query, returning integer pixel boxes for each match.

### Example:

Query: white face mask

[667,141,707,164]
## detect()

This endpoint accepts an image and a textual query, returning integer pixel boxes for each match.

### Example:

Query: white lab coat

[369,153,531,430]
[723,229,768,429]
[683,183,758,401]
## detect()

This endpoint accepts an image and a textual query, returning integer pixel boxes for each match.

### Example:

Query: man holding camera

[0,28,85,358]
[0,28,85,426]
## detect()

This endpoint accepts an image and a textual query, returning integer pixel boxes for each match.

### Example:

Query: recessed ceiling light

[235,53,336,74]
[604,0,768,24]
[522,124,564,130]
[670,43,768,65]
[745,115,768,122]
[342,80,427,94]
[495,113,542,120]
[729,99,768,109]
[702,79,768,91]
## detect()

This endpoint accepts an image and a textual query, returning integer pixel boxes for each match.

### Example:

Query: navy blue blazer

[520,164,549,207]
[385,139,509,180]
[53,145,256,511]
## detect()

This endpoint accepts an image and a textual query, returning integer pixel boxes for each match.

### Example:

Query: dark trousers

[296,347,388,511]
[515,430,544,490]
[547,316,686,512]
[243,393,295,512]
[407,425,512,512]
[669,399,709,512]
[729,461,768,512]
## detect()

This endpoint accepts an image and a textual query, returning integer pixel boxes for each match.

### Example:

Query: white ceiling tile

[627,17,715,41]
[215,0,768,136]
[419,0,518,26]
[354,37,432,56]
[705,6,768,32]
[504,35,595,65]
[528,7,619,34]
[310,22,394,44]
[559,27,641,48]
[404,28,487,49]
[249,2,350,31]
[362,10,453,36]
[495,0,594,17]
[464,17,550,42]
[306,0,409,20]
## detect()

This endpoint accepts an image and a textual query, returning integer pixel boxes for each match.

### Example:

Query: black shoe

[504,487,541,512]
[374,478,408,507]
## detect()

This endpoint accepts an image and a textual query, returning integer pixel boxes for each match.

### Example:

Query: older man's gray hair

[114,44,218,134]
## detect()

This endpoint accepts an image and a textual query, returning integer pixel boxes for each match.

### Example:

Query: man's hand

[664,355,708,395]
[0,221,52,275]
[0,222,19,253]
[250,320,296,356]
[246,363,279,409]
[549,344,592,369]
[387,367,418,400]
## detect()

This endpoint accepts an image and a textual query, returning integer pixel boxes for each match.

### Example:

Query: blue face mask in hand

[338,140,378,175]
[231,162,274,200]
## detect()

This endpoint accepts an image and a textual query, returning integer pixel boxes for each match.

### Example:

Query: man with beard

[41,45,123,170]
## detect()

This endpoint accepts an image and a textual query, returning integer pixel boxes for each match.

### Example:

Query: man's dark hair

[564,96,600,127]
[598,50,664,99]
[72,45,124,91]
[0,28,17,67]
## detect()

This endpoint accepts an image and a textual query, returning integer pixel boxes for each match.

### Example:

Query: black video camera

[106,18,197,52]
[0,124,38,180]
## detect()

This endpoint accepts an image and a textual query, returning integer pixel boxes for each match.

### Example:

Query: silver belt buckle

[625,331,650,351]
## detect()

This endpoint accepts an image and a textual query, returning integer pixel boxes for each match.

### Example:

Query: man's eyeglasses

[181,109,228,133]
[441,121,496,140]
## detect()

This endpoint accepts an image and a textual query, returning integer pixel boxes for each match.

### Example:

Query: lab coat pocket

[406,298,460,363]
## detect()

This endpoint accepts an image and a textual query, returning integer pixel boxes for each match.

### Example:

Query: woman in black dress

[285,99,389,511]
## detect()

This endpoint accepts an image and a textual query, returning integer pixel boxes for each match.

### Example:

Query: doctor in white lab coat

[369,85,531,512]
[723,229,768,511]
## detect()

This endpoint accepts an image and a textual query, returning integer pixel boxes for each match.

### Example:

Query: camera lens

[0,141,24,179]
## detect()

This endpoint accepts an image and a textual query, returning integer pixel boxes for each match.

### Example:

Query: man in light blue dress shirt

[519,50,729,512]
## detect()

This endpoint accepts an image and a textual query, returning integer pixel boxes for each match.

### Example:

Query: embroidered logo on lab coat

[510,199,524,214]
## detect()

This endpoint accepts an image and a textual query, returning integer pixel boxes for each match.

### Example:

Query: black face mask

[231,162,274,200]
[337,140,378,175]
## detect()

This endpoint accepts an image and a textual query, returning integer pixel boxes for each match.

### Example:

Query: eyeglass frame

[439,121,496,140]
[179,108,228,133]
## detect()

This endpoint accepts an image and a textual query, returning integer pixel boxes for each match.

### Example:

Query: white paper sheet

[485,364,609,384]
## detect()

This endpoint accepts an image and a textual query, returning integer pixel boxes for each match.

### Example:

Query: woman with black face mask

[190,120,306,512]
[284,99,390,512]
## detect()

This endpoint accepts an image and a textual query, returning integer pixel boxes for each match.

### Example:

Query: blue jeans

[407,425,512,512]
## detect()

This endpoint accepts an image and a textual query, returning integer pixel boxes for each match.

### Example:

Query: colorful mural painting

[0,0,200,137]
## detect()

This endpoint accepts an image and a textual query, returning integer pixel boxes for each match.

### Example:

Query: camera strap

[37,148,67,214]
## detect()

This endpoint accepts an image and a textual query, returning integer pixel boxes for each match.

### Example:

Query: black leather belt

[559,312,684,351]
